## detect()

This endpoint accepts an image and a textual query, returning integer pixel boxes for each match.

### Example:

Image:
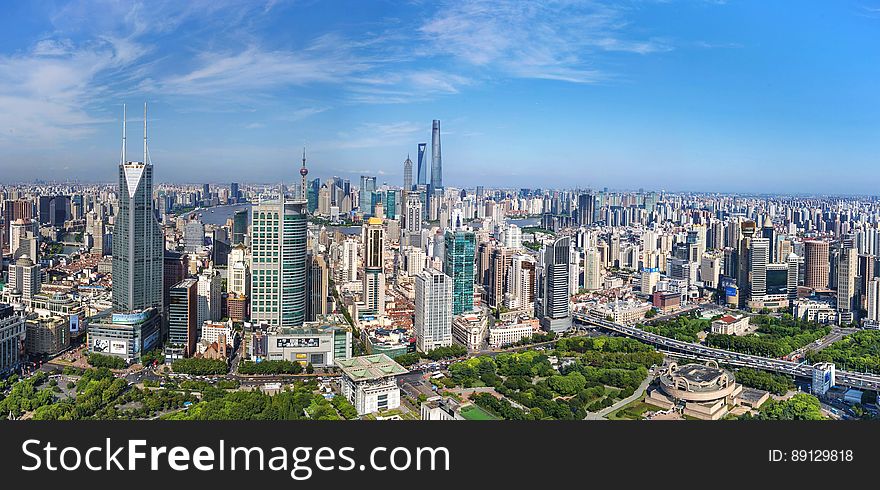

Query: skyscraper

[405,191,423,248]
[416,143,427,187]
[429,120,442,194]
[196,269,222,326]
[866,277,880,325]
[804,240,830,290]
[112,103,164,314]
[414,267,453,352]
[749,238,770,300]
[577,192,595,226]
[359,175,377,217]
[307,252,329,321]
[232,209,248,245]
[537,236,572,333]
[168,278,198,357]
[837,245,858,325]
[443,230,475,315]
[736,220,756,308]
[250,200,308,327]
[403,155,413,192]
[362,217,385,316]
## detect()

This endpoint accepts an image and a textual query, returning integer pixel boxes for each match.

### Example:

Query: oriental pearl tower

[299,147,309,203]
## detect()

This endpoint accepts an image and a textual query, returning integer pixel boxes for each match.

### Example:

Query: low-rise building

[652,290,681,312]
[87,308,162,363]
[420,396,465,420]
[451,312,488,352]
[645,361,743,420]
[710,315,751,335]
[488,318,541,349]
[0,304,26,375]
[249,314,352,367]
[587,299,652,325]
[793,299,838,325]
[25,316,70,356]
[338,354,407,416]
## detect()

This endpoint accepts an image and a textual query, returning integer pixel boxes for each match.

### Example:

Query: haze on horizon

[0,1,878,194]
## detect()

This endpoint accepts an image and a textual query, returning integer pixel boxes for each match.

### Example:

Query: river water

[184,203,540,234]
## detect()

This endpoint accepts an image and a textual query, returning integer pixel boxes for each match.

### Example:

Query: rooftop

[337,354,408,382]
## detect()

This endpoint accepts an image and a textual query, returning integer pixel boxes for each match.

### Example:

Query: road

[584,375,654,420]
[575,314,880,391]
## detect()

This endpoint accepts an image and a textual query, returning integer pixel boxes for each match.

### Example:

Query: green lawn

[460,404,499,420]
[607,400,654,420]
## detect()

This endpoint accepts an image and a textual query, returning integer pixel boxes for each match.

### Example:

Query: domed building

[645,361,744,420]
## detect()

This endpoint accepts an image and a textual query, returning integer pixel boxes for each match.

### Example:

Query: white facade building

[414,268,453,352]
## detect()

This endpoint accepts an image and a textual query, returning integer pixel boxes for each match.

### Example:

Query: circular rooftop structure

[658,361,737,402]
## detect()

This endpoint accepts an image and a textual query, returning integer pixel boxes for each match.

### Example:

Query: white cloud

[417,0,673,83]
[0,36,148,146]
[331,121,424,149]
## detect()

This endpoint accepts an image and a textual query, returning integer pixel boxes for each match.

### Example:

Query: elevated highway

[573,314,880,391]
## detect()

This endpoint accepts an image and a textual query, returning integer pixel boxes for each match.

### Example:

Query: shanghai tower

[430,120,442,193]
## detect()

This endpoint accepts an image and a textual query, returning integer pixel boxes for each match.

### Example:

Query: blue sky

[0,0,878,193]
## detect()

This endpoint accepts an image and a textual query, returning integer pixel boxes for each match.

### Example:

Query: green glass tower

[443,230,475,315]
[250,200,308,327]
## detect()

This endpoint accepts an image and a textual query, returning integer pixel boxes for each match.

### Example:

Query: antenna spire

[121,104,127,164]
[143,102,148,165]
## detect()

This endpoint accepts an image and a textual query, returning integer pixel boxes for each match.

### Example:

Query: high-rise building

[443,230,475,315]
[736,220,757,308]
[405,191,423,248]
[228,244,250,297]
[837,245,858,325]
[362,217,385,316]
[577,192,595,226]
[307,253,329,321]
[804,240,830,290]
[163,250,187,310]
[2,199,33,254]
[416,143,428,187]
[414,268,453,352]
[196,270,222,326]
[0,304,26,376]
[403,155,413,192]
[430,120,442,194]
[537,236,571,333]
[232,209,248,245]
[359,176,377,217]
[749,238,770,300]
[250,200,308,327]
[184,219,205,252]
[762,222,776,261]
[488,247,513,309]
[38,195,70,228]
[8,255,41,304]
[112,104,164,314]
[584,248,602,291]
[168,278,198,356]
[866,277,880,325]
[340,238,359,283]
[506,253,536,310]
[8,219,38,261]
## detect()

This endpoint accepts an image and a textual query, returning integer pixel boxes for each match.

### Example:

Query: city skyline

[1,1,879,193]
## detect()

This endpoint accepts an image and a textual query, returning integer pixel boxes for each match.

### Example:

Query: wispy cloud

[0,0,692,148]
[0,35,148,145]
[417,0,672,83]
[330,121,423,149]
